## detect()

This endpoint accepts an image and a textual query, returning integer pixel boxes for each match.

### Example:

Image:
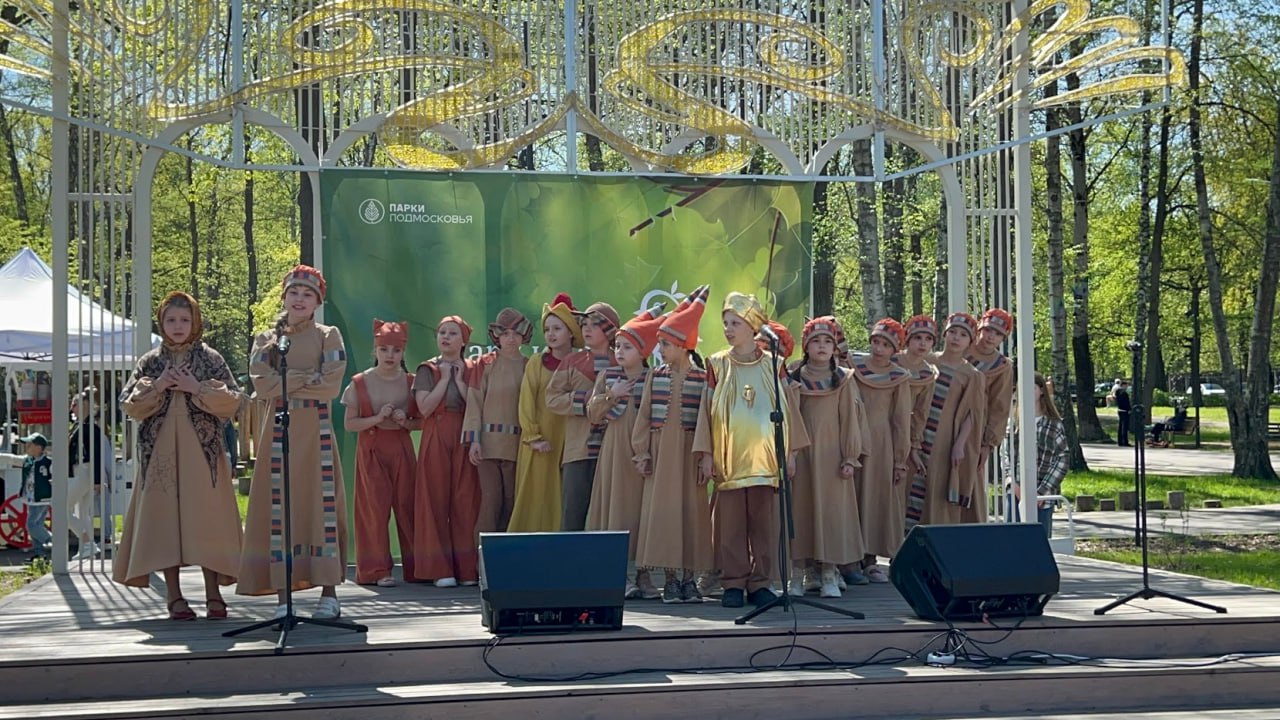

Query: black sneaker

[721,588,746,608]
[662,578,682,604]
[680,580,702,603]
[747,587,778,607]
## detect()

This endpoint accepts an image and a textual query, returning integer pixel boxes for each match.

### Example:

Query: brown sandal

[168,598,197,621]
[205,598,229,620]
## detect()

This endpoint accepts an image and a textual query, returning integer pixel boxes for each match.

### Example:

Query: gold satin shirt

[706,350,788,490]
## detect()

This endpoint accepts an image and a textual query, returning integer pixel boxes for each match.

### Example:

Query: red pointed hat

[282,264,326,301]
[658,284,709,351]
[757,319,796,359]
[978,308,1014,337]
[905,314,938,341]
[373,318,408,349]
[617,302,667,356]
[945,312,978,339]
[870,317,907,350]
[437,315,473,345]
[542,292,584,348]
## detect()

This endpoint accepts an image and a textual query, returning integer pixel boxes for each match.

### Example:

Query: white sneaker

[820,566,842,598]
[460,580,478,587]
[75,542,100,560]
[273,604,289,620]
[313,596,341,619]
[787,568,805,596]
[434,577,458,588]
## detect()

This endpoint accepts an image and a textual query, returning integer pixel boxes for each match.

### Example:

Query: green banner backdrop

[319,170,813,551]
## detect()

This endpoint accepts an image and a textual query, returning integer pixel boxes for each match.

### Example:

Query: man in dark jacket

[1115,380,1132,447]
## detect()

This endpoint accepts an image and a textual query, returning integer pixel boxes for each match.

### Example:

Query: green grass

[1079,536,1280,591]
[0,556,49,601]
[1095,405,1280,424]
[1062,470,1280,508]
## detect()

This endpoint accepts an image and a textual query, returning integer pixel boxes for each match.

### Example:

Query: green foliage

[1062,470,1280,508]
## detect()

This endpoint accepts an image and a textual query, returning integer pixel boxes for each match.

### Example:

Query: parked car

[1186,382,1226,397]
[1093,381,1114,407]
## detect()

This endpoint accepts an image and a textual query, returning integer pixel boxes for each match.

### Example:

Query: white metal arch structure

[0,0,1184,571]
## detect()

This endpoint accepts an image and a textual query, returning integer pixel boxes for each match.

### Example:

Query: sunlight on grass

[1080,542,1280,591]
[1063,470,1280,508]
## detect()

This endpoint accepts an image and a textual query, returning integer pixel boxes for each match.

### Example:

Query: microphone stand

[1095,341,1225,615]
[736,336,864,624]
[225,332,368,652]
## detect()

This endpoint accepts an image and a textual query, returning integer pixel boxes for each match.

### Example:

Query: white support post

[1012,0,1038,527]
[50,0,70,575]
[563,0,578,172]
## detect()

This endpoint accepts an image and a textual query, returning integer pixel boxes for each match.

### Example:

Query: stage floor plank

[1,555,1277,664]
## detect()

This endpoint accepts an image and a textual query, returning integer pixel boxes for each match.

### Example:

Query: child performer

[786,316,867,598]
[413,316,480,587]
[633,287,715,604]
[116,291,244,620]
[507,294,583,532]
[464,308,532,535]
[694,292,809,610]
[548,301,620,531]
[899,315,939,534]
[847,318,913,583]
[238,266,349,620]
[915,313,986,526]
[967,308,1015,521]
[585,303,665,598]
[341,319,419,588]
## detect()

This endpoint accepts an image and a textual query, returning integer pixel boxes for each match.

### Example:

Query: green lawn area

[1091,406,1280,444]
[1062,469,1280,508]
[0,557,49,602]
[1078,535,1280,591]
[1095,406,1280,424]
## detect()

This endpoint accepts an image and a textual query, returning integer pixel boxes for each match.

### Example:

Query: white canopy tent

[0,247,157,371]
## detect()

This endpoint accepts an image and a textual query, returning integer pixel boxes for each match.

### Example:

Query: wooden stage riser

[4,618,1280,707]
[9,662,1280,720]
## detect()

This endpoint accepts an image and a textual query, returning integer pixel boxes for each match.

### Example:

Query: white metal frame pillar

[1012,0,1038,525]
[50,0,70,575]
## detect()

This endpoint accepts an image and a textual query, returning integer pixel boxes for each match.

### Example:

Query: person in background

[1033,374,1069,536]
[68,387,115,559]
[1149,400,1189,447]
[0,433,53,562]
[1115,379,1132,447]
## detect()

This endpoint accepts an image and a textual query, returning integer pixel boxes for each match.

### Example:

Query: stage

[2,555,1279,718]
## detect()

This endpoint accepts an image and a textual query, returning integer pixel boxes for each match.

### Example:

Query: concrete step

[5,654,1280,720]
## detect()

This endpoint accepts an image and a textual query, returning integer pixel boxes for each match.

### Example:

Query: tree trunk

[0,104,29,223]
[812,179,834,316]
[1188,0,1254,475]
[1144,75,1176,408]
[1063,69,1106,441]
[1045,98,1088,471]
[850,139,884,327]
[186,145,199,297]
[244,136,259,356]
[1235,97,1280,480]
[882,155,906,321]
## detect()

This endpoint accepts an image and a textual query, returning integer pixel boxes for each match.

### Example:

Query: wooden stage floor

[2,554,1277,665]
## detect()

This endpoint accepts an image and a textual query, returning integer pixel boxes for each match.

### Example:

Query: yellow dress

[506,352,569,532]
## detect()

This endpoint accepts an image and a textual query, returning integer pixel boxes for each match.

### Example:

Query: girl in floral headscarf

[115,291,244,621]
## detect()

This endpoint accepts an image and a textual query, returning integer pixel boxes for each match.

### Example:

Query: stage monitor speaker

[478,531,628,634]
[891,523,1060,622]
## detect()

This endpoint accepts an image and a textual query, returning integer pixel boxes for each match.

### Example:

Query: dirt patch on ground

[1078,534,1280,554]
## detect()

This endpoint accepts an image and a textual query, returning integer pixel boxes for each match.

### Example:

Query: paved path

[1064,503,1280,539]
[1080,442,1280,476]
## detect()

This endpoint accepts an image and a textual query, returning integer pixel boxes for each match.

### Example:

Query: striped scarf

[585,352,613,457]
[649,365,706,431]
[601,366,647,421]
[269,398,339,564]
[905,364,956,532]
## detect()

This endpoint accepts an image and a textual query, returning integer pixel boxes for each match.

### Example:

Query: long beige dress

[114,343,244,587]
[964,347,1013,523]
[895,354,937,533]
[916,354,986,526]
[848,355,913,558]
[237,319,350,595]
[632,363,714,572]
[787,364,866,566]
[584,366,647,559]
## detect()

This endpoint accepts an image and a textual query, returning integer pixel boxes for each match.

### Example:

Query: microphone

[757,323,780,347]
[275,318,291,355]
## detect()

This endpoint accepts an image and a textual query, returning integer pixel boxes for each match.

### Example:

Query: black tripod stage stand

[1094,340,1226,616]
[735,332,864,625]
[225,332,368,652]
